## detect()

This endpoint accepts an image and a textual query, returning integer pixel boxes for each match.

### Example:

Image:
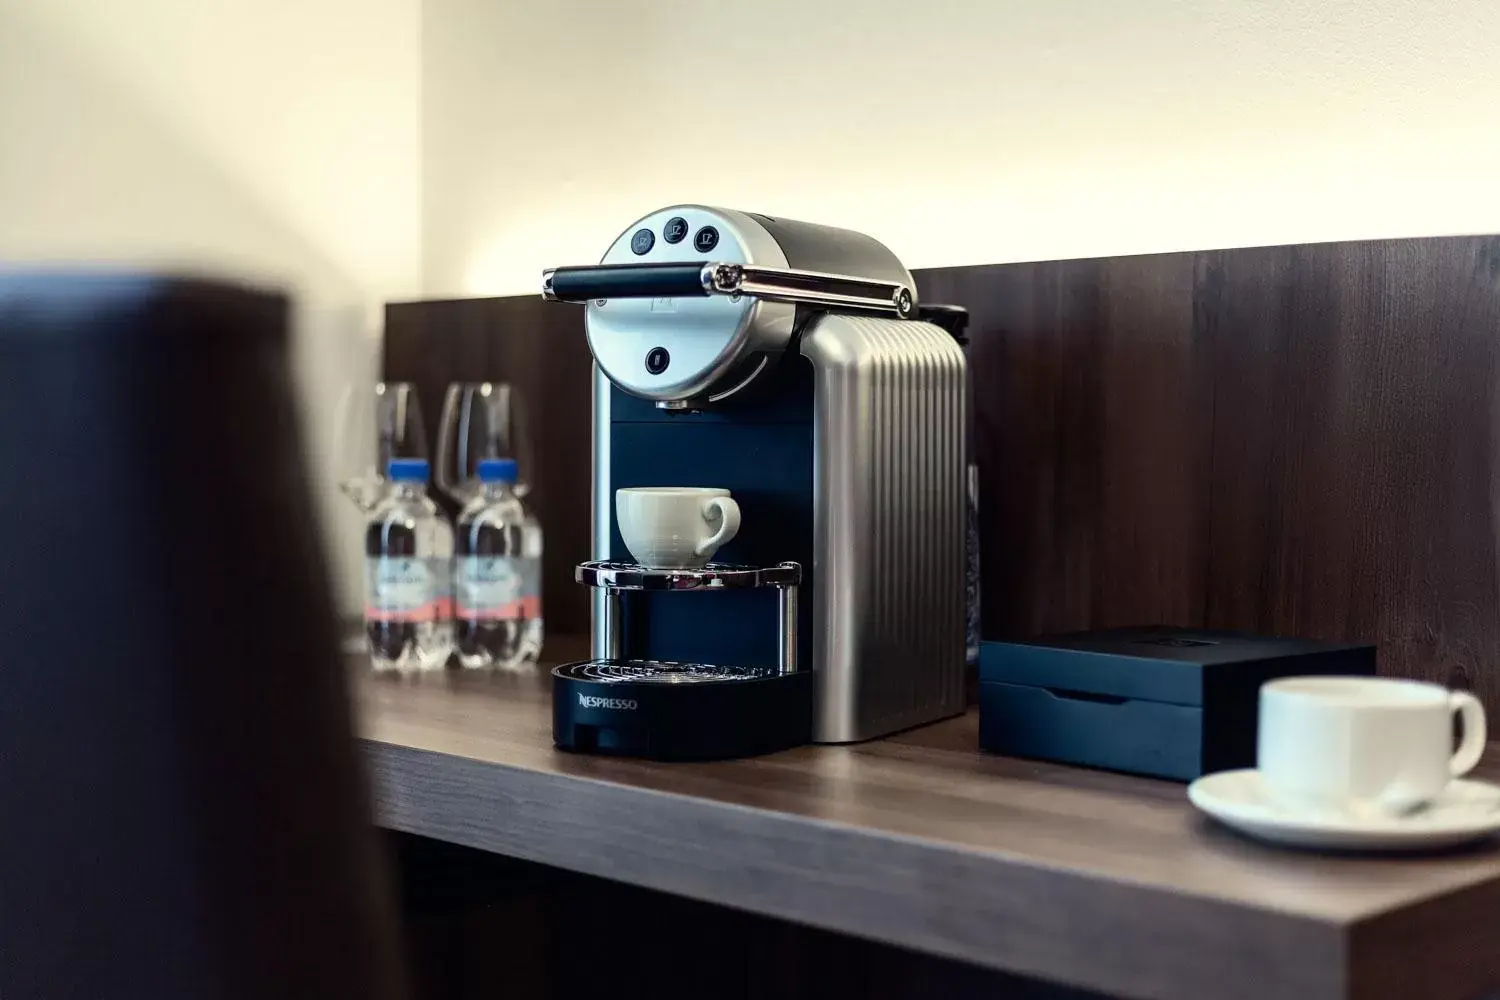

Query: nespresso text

[579,694,638,711]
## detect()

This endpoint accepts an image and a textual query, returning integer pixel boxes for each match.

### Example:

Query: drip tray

[553,658,814,761]
[556,659,777,684]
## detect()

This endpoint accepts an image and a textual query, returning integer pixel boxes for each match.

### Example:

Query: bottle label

[365,556,442,623]
[431,556,454,620]
[457,555,541,621]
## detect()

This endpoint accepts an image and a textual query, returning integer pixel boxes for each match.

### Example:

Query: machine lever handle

[542,264,711,302]
[542,262,916,319]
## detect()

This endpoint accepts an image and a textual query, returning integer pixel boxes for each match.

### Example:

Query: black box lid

[979,627,1374,706]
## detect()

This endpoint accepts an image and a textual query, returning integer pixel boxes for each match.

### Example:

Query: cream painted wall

[8,0,1497,606]
[0,0,422,610]
[423,0,1500,296]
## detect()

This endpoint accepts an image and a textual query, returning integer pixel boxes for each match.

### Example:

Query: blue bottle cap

[477,457,519,484]
[387,457,429,482]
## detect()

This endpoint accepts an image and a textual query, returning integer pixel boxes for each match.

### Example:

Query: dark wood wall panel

[383,234,1500,712]
[921,254,1214,635]
[919,234,1500,711]
[1198,239,1500,697]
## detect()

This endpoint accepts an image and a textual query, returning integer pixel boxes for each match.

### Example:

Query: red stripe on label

[364,602,440,624]
[457,596,541,621]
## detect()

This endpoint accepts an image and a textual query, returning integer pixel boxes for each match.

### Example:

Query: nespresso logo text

[579,693,638,711]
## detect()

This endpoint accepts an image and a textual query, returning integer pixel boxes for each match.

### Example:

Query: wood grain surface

[358,648,1500,1000]
[383,234,1500,713]
[921,234,1500,712]
[390,831,1108,1000]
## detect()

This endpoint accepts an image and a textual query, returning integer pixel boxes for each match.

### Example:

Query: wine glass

[436,382,532,505]
[332,381,429,512]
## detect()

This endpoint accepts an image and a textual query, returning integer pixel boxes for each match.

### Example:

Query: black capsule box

[978,627,1376,781]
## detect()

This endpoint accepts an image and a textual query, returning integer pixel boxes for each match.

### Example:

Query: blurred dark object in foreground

[0,274,408,999]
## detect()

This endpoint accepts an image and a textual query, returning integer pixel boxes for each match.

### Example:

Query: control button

[630,228,655,255]
[645,347,670,374]
[663,217,689,244]
[693,226,719,253]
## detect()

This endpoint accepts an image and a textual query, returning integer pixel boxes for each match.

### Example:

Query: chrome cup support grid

[562,560,801,679]
[552,660,778,684]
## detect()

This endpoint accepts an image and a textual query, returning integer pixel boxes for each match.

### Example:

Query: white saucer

[1187,769,1500,851]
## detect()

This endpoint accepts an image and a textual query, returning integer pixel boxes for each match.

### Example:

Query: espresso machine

[544,205,967,759]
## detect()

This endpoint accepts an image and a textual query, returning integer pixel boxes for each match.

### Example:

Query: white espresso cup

[616,487,741,569]
[1258,676,1487,817]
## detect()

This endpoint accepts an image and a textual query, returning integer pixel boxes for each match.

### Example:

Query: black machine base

[552,660,815,761]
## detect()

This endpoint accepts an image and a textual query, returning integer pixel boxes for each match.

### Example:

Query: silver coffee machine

[545,206,966,756]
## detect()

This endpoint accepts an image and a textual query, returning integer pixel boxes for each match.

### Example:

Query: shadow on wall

[0,7,380,611]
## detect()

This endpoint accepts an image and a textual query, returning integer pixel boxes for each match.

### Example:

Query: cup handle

[694,497,741,557]
[1450,691,1487,777]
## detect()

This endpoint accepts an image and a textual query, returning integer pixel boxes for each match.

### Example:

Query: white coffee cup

[1258,676,1487,817]
[616,487,741,569]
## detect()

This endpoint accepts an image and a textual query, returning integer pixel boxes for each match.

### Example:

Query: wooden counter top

[357,648,1500,1000]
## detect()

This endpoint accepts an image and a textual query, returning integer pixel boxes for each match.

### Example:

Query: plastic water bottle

[455,457,544,669]
[365,458,454,670]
